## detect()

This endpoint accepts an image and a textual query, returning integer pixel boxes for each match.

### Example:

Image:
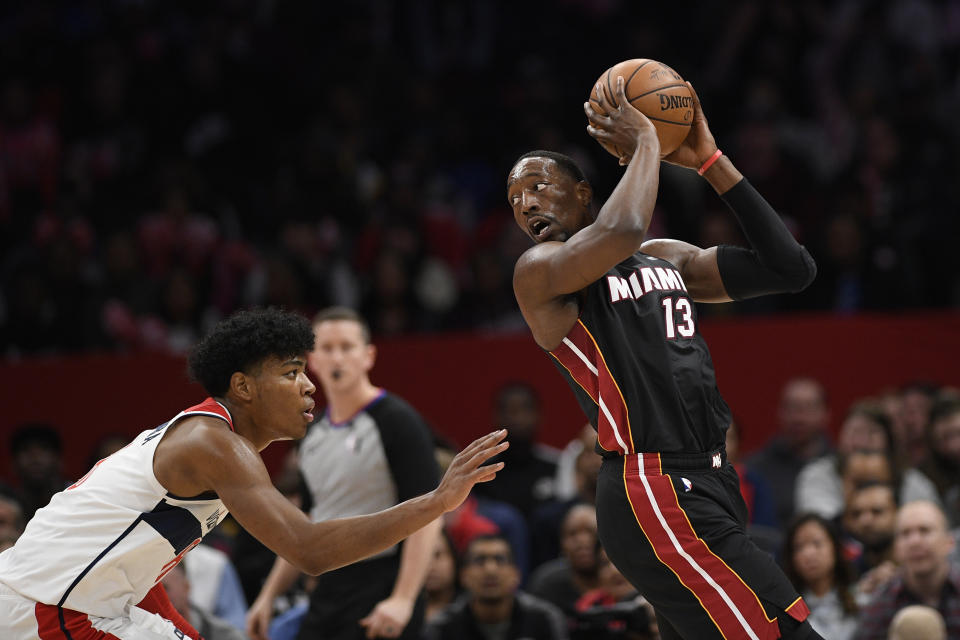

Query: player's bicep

[642,239,732,303]
[515,226,642,302]
[197,436,315,565]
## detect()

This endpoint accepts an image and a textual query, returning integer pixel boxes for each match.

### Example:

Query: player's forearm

[712,168,817,299]
[390,517,442,601]
[701,154,743,195]
[301,491,446,576]
[594,138,660,243]
[256,555,301,602]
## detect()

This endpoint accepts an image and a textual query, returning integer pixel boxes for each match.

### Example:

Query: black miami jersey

[550,251,732,457]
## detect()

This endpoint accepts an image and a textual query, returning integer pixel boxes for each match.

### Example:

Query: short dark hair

[188,307,314,397]
[463,533,515,565]
[312,306,371,344]
[512,150,587,184]
[495,381,540,411]
[11,423,61,455]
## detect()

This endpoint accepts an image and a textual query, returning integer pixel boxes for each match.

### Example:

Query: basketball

[588,59,694,158]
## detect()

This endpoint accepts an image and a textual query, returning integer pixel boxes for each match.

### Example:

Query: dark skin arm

[154,418,508,576]
[513,76,661,350]
[626,82,742,303]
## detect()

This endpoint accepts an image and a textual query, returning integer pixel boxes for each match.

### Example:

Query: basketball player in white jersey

[0,308,508,640]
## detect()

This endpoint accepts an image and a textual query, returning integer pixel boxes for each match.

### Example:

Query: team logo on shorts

[681,477,692,492]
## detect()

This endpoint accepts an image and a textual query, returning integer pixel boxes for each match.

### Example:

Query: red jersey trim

[183,397,234,431]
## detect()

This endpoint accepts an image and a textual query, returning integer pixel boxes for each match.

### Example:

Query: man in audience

[853,501,960,639]
[528,504,600,614]
[424,534,568,639]
[842,482,897,581]
[473,383,559,519]
[748,377,833,526]
[8,423,68,520]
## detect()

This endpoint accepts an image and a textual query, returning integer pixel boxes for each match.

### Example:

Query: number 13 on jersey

[661,296,695,339]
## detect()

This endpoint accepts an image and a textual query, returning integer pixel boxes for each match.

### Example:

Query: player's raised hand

[434,429,509,512]
[585,75,658,165]
[662,82,718,171]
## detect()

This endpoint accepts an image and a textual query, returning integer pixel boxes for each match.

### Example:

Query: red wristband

[697,149,723,176]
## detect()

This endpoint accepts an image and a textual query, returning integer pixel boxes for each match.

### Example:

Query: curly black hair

[188,307,314,397]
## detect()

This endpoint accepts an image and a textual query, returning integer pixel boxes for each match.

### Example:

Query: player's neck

[326,379,381,423]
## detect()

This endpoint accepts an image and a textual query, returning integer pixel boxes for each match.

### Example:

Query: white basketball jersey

[0,398,232,618]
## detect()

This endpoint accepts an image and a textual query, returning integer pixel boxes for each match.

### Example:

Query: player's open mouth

[529,218,551,240]
[303,401,315,422]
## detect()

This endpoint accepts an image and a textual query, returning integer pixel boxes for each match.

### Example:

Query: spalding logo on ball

[588,59,694,158]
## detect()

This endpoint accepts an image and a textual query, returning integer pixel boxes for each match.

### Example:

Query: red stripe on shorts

[622,454,779,640]
[35,603,122,639]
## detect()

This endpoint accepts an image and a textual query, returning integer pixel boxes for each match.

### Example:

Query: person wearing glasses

[424,534,568,640]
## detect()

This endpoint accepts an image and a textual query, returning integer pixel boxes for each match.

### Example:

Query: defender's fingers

[464,440,509,469]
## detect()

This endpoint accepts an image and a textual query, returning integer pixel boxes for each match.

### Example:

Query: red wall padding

[1,311,957,483]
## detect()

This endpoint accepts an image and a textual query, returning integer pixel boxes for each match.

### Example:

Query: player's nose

[520,192,539,213]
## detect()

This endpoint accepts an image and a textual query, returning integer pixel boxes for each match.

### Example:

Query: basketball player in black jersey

[508,76,822,640]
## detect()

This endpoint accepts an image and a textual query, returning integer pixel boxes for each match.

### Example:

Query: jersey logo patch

[681,477,693,492]
[711,453,722,469]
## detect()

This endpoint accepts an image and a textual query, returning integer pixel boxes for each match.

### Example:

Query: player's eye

[535,182,547,191]
[510,195,520,205]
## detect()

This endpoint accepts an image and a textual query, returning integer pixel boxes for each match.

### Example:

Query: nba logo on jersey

[711,453,722,469]
[681,477,692,492]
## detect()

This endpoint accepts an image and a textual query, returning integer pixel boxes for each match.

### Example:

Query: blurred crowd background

[2,0,959,357]
[3,1,960,639]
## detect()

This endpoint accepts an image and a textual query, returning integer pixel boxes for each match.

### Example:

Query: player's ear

[364,344,377,372]
[575,181,593,208]
[229,371,253,401]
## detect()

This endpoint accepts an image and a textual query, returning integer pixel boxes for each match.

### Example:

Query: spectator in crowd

[424,534,568,640]
[842,482,898,580]
[919,395,960,527]
[783,514,858,640]
[528,434,601,570]
[747,377,833,527]
[182,543,249,632]
[163,563,249,640]
[796,400,939,520]
[528,504,600,615]
[423,530,460,624]
[472,382,559,518]
[897,382,940,467]
[888,605,947,640]
[726,417,778,529]
[553,424,597,503]
[8,423,68,520]
[572,545,658,640]
[0,492,25,539]
[853,501,960,640]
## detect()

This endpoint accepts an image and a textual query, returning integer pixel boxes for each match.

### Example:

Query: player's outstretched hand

[434,429,509,512]
[584,75,658,165]
[662,82,719,171]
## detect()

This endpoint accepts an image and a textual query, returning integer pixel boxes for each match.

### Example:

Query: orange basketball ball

[588,59,694,158]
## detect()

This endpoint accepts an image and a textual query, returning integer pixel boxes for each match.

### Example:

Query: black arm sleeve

[716,178,817,301]
[372,394,441,502]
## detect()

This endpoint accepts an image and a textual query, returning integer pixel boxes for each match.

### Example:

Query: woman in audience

[424,530,460,624]
[783,513,858,640]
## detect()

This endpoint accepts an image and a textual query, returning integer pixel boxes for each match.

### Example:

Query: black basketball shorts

[596,451,818,640]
